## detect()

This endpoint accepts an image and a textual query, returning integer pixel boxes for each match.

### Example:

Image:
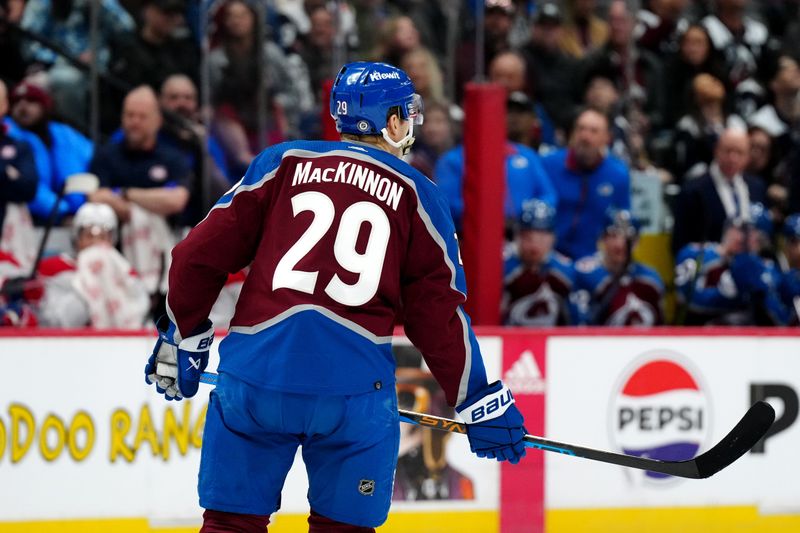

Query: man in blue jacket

[541,108,630,260]
[434,92,556,233]
[0,80,38,230]
[5,80,93,224]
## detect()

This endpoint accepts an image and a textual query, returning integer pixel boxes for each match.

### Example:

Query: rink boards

[0,328,798,532]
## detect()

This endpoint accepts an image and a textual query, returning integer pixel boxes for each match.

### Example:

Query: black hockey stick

[199,371,774,479]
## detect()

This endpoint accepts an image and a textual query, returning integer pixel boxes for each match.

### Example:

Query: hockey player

[675,204,787,325]
[573,209,664,325]
[778,213,800,325]
[144,62,526,532]
[502,199,575,326]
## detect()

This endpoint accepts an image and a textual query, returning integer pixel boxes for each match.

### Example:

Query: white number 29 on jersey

[272,191,390,306]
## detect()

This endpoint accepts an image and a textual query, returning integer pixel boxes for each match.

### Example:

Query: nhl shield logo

[358,479,375,496]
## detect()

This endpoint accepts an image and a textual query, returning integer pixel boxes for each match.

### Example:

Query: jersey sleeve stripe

[229,304,394,344]
[455,308,474,406]
[165,300,183,342]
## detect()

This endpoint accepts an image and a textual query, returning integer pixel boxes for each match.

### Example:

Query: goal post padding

[462,83,506,325]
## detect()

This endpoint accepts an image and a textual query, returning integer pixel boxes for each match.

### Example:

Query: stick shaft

[199,371,772,479]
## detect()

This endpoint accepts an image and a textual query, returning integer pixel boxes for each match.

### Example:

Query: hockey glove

[145,316,214,400]
[457,381,527,464]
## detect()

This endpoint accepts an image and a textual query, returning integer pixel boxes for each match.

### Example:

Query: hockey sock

[308,510,375,532]
[200,509,271,532]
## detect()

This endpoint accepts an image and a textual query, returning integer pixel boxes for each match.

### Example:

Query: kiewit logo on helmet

[369,71,401,82]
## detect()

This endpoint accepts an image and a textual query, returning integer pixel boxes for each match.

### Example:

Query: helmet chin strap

[381,120,415,155]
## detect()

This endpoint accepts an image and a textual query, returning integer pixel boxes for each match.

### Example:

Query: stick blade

[692,401,775,479]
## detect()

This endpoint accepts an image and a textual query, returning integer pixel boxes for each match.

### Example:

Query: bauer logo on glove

[145,316,214,400]
[467,387,514,423]
[456,381,527,464]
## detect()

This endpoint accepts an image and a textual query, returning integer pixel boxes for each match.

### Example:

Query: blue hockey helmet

[748,202,773,236]
[518,199,555,231]
[330,62,423,153]
[782,213,800,240]
[602,208,639,239]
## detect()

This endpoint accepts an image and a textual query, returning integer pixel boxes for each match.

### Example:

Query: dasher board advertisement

[545,335,800,514]
[0,334,502,528]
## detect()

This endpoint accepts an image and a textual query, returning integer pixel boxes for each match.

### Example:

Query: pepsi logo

[609,352,711,482]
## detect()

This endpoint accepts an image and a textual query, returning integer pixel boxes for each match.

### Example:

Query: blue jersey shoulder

[547,252,576,283]
[676,242,719,265]
[631,262,664,290]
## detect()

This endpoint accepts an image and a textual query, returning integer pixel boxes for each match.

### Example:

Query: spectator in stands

[350,0,393,60]
[275,0,357,59]
[158,74,230,223]
[664,24,729,126]
[506,90,555,151]
[19,0,134,127]
[541,108,631,260]
[701,0,778,117]
[455,0,513,102]
[521,2,579,132]
[744,125,792,216]
[583,74,633,164]
[671,127,766,254]
[35,202,149,328]
[503,199,575,326]
[635,0,689,58]
[582,0,666,130]
[675,210,787,326]
[407,99,456,178]
[0,79,38,244]
[748,56,800,186]
[5,79,93,224]
[106,0,199,127]
[573,209,664,326]
[396,2,451,63]
[88,85,190,308]
[90,85,190,220]
[746,125,776,188]
[0,0,29,87]
[671,73,746,180]
[295,4,337,104]
[211,0,313,165]
[778,213,800,325]
[488,52,556,148]
[559,0,608,59]
[782,14,800,64]
[435,92,556,234]
[488,50,527,94]
[400,47,445,105]
[372,14,421,68]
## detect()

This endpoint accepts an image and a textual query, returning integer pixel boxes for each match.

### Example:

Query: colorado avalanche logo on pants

[610,354,710,481]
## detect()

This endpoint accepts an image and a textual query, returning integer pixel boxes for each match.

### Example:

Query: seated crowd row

[1,78,799,327]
